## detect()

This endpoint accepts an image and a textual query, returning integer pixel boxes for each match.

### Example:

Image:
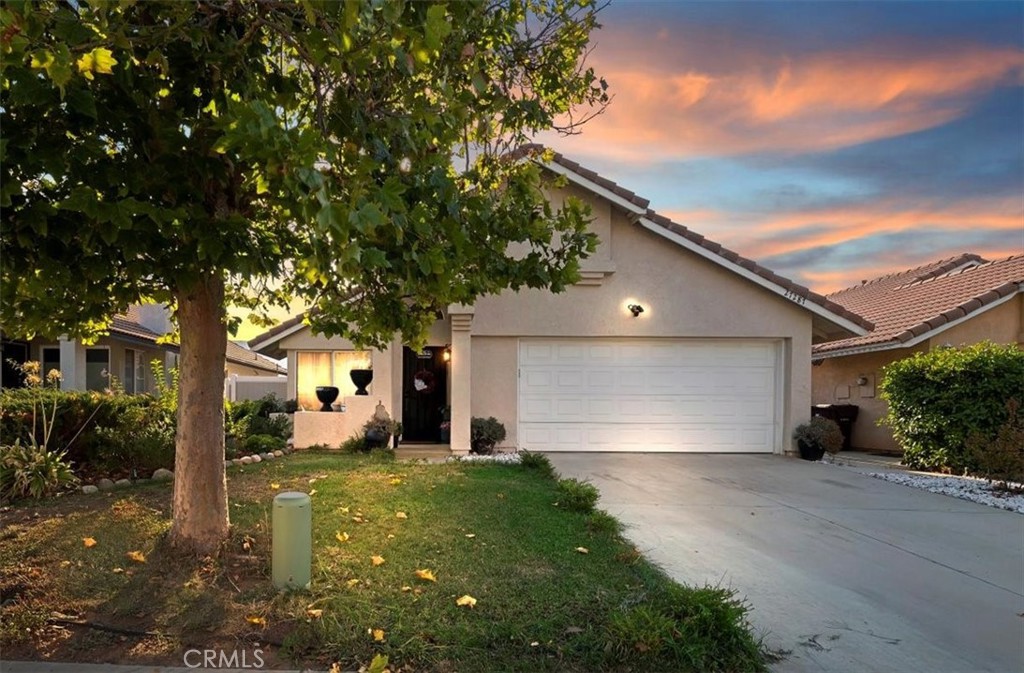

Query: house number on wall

[417,349,433,359]
[783,289,807,305]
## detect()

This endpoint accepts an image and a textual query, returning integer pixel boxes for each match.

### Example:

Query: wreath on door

[413,370,436,394]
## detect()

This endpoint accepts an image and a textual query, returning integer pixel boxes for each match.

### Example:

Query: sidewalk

[827,449,906,471]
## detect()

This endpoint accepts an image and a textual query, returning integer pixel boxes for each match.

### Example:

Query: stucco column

[448,305,475,455]
[58,337,79,391]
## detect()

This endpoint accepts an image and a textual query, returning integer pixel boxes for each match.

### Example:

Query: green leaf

[424,4,452,51]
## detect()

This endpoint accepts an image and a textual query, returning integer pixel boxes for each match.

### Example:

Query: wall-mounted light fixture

[856,375,869,386]
[627,303,644,318]
[442,345,451,362]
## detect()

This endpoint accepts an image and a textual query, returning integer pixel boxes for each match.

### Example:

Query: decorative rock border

[79,447,295,494]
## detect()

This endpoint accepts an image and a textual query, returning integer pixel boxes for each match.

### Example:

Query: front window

[85,348,109,391]
[296,350,371,410]
[124,349,146,394]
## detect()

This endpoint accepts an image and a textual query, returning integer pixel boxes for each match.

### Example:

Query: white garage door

[518,339,779,453]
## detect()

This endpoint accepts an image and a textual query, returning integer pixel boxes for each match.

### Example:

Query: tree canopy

[1,0,608,553]
[1,0,608,347]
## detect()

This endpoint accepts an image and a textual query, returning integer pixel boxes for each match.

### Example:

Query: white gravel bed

[445,452,522,464]
[867,471,1024,514]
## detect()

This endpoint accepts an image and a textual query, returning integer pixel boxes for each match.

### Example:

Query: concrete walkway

[548,453,1024,673]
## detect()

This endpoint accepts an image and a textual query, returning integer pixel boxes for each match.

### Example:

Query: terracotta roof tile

[814,255,1024,357]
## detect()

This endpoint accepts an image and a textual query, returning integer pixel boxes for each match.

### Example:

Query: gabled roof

[249,147,875,351]
[813,254,1024,359]
[519,145,873,340]
[108,310,286,374]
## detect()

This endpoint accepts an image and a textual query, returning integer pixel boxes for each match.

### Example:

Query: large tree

[1,0,607,553]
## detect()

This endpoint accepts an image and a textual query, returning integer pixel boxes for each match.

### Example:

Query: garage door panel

[519,339,778,453]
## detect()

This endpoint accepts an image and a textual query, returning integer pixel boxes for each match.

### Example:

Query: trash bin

[811,404,859,451]
[272,491,311,590]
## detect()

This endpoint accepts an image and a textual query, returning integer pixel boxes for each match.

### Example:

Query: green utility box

[272,491,312,590]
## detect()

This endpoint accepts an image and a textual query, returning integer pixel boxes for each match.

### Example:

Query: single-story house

[1,304,286,394]
[250,147,872,455]
[812,253,1024,452]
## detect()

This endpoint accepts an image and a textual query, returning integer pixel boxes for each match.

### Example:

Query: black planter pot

[315,386,339,412]
[797,440,826,462]
[350,369,373,396]
[365,428,390,449]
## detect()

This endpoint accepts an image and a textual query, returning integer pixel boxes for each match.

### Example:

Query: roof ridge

[828,253,984,297]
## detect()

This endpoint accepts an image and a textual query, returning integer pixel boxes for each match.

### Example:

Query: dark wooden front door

[402,346,448,442]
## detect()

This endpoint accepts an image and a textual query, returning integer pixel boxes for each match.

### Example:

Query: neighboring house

[251,147,871,455]
[1,305,286,394]
[812,254,1024,452]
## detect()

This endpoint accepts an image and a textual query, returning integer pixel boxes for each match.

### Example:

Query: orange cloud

[551,43,1023,161]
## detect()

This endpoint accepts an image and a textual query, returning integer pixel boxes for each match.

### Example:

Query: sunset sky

[541,0,1024,293]
[237,1,1022,340]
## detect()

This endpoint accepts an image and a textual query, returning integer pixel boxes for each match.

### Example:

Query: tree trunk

[168,274,229,554]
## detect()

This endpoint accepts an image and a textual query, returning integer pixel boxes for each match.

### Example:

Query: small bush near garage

[880,342,1024,472]
[470,416,506,454]
[557,477,600,512]
[225,394,291,450]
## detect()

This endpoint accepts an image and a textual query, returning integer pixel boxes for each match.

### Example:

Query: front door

[402,346,448,442]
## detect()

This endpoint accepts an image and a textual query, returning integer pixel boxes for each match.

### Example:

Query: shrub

[607,583,765,672]
[793,417,844,455]
[518,450,555,477]
[1,440,79,502]
[967,400,1024,491]
[470,416,506,455]
[226,395,291,445]
[93,404,176,476]
[557,477,599,512]
[243,434,287,454]
[881,342,1024,471]
[586,510,622,535]
[283,399,299,414]
[340,434,369,453]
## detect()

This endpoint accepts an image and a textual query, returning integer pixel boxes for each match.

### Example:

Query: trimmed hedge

[880,342,1024,471]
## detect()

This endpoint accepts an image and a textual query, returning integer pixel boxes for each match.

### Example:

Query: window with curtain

[296,350,370,410]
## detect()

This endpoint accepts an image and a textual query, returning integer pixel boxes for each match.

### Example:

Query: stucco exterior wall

[811,346,927,452]
[927,296,1022,349]
[470,200,814,453]
[469,337,519,449]
[30,337,167,393]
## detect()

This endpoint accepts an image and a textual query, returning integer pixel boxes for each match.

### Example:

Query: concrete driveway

[547,453,1024,673]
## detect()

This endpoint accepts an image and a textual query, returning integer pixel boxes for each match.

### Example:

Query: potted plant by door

[793,417,844,461]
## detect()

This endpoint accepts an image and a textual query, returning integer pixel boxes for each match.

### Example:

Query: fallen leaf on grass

[82,537,97,548]
[389,478,402,486]
[309,489,317,496]
[575,547,589,554]
[371,555,385,566]
[371,628,385,642]
[339,506,350,514]
[346,579,360,587]
[400,586,412,592]
[126,551,146,563]
[270,483,280,490]
[111,567,124,574]
[464,533,476,538]
[246,615,267,628]
[336,532,350,543]
[414,569,437,582]
[395,511,408,519]
[386,534,395,539]
[352,516,365,523]
[306,608,323,619]
[456,594,477,608]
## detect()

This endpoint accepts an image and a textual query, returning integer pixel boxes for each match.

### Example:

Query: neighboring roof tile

[109,311,286,374]
[226,340,287,374]
[813,255,1024,357]
[248,311,310,349]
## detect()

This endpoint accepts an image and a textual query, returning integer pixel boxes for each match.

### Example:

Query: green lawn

[0,451,767,672]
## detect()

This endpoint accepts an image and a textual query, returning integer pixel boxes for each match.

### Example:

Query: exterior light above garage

[627,303,645,317]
